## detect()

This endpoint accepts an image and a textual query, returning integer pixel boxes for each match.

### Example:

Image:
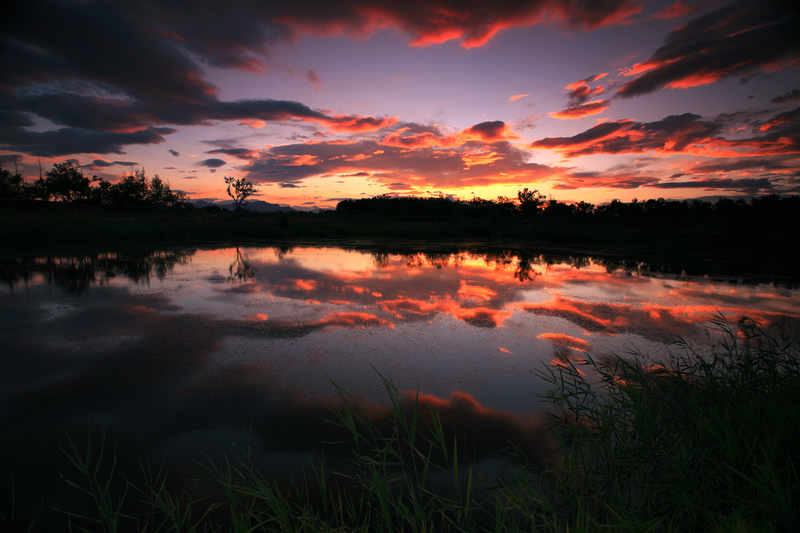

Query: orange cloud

[320,114,398,132]
[380,121,519,150]
[532,111,800,159]
[454,307,512,328]
[457,281,497,302]
[537,332,590,351]
[549,100,610,119]
[283,2,643,50]
[294,279,318,290]
[379,297,511,328]
[665,68,738,89]
[315,311,394,329]
[240,118,267,128]
[286,154,321,166]
[619,57,682,77]
[509,93,529,102]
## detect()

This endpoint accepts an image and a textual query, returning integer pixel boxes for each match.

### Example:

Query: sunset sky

[2,1,799,209]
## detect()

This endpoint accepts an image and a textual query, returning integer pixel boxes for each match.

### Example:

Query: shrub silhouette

[0,167,23,199]
[224,176,256,210]
[43,161,90,202]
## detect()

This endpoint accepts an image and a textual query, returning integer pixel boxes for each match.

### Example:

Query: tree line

[336,187,800,223]
[1,161,188,208]
[3,160,798,223]
[0,160,263,210]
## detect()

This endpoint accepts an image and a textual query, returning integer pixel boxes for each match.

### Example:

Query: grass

[5,317,799,531]
[538,315,800,531]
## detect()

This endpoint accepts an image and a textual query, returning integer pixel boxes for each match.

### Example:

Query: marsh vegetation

[4,318,798,532]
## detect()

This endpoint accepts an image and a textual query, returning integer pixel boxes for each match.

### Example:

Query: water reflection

[1,244,799,480]
[1,249,193,293]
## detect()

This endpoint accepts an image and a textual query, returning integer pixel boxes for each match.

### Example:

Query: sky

[2,0,799,209]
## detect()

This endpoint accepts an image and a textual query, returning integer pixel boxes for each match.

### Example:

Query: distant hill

[190,199,295,212]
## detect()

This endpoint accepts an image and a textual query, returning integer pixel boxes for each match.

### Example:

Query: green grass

[7,317,799,532]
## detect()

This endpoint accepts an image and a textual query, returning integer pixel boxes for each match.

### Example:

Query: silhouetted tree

[228,247,255,281]
[224,176,256,210]
[146,174,186,207]
[113,169,149,205]
[0,167,23,199]
[88,168,186,208]
[44,161,90,201]
[517,187,545,215]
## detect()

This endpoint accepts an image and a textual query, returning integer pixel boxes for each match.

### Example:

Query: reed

[18,316,800,531]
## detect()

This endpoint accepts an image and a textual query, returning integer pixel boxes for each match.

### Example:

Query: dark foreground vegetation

[3,164,799,279]
[2,319,798,531]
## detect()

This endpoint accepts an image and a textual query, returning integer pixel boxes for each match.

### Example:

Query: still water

[2,245,799,470]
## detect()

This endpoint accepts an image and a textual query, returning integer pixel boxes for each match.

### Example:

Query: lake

[2,244,799,477]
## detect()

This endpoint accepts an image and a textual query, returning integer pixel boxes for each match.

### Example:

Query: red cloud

[519,295,798,344]
[652,1,692,20]
[244,136,562,190]
[315,311,394,329]
[278,1,642,50]
[616,3,799,98]
[317,114,398,132]
[465,120,516,141]
[380,121,519,150]
[549,100,610,119]
[532,111,800,158]
[552,173,660,190]
[537,332,590,351]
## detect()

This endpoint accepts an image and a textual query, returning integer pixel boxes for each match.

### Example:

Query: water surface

[2,245,799,470]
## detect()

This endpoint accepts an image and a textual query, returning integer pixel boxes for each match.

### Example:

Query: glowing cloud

[549,100,610,119]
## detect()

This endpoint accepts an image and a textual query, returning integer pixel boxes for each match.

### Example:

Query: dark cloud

[263,1,642,49]
[0,154,22,166]
[772,89,800,105]
[197,158,227,168]
[0,1,641,159]
[168,149,180,157]
[617,2,800,98]
[563,73,607,107]
[754,106,800,134]
[7,92,396,137]
[553,172,659,190]
[532,120,630,150]
[87,159,138,168]
[0,116,175,157]
[279,183,301,188]
[0,2,396,157]
[651,1,693,20]
[652,177,775,193]
[689,157,798,174]
[532,109,800,158]
[206,148,259,160]
[466,121,506,140]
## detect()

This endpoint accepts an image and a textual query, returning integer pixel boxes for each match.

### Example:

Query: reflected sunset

[2,2,799,529]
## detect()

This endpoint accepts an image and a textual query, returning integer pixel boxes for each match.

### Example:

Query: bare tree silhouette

[224,176,256,210]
